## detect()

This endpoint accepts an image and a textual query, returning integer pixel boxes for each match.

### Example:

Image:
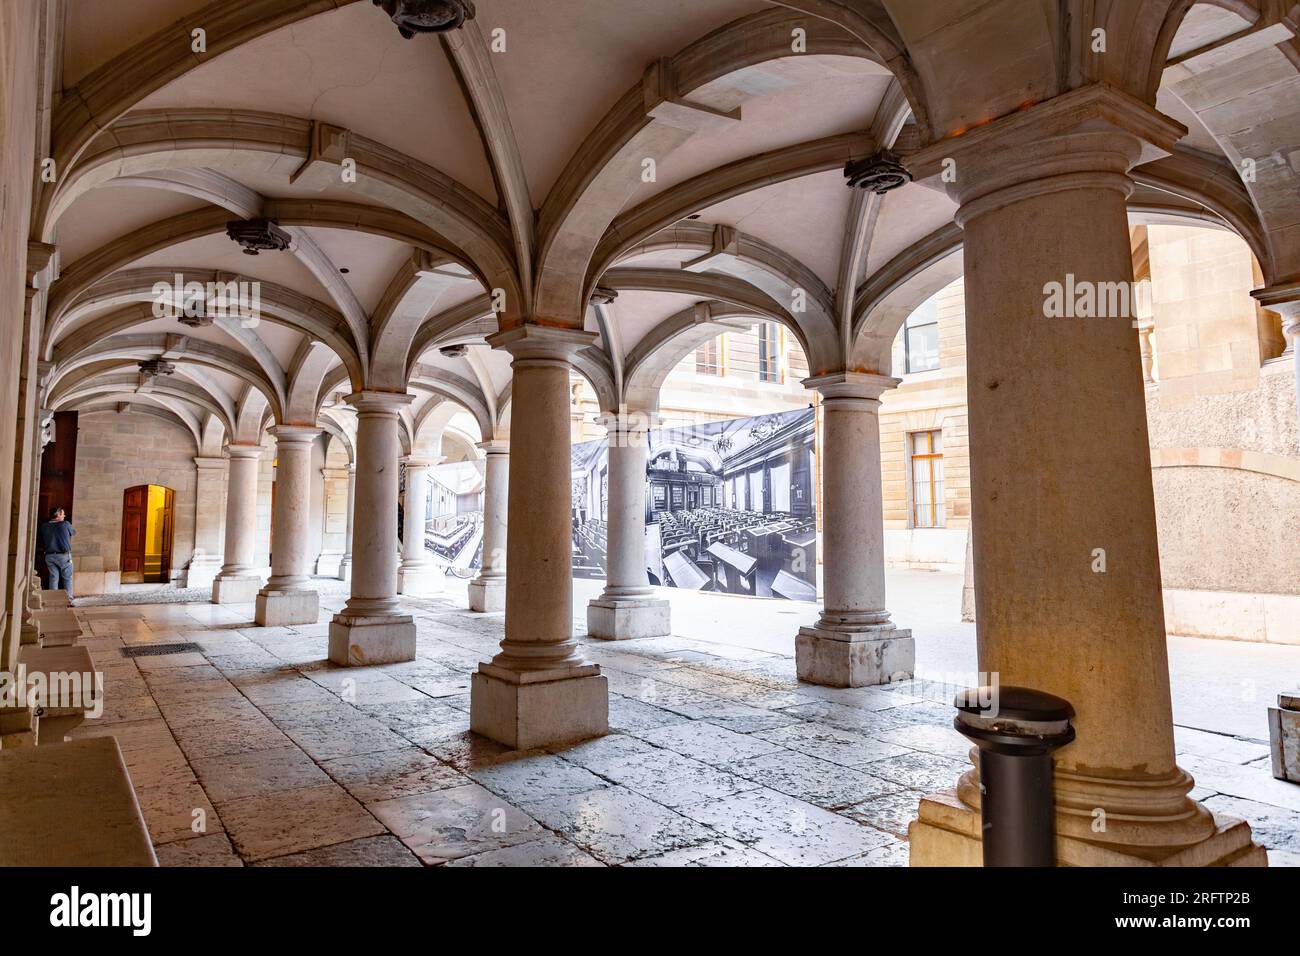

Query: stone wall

[71,410,200,587]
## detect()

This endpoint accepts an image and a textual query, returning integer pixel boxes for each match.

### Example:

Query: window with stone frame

[909,429,945,528]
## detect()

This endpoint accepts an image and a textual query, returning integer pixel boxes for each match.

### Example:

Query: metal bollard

[953,684,1075,867]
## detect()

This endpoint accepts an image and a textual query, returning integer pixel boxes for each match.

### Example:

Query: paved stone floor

[65,572,1300,867]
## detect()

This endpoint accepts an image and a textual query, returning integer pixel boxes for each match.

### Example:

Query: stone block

[467,577,505,612]
[586,597,671,640]
[795,624,914,688]
[1269,696,1300,783]
[254,588,319,627]
[470,667,608,750]
[211,574,261,605]
[397,565,444,596]
[328,615,417,666]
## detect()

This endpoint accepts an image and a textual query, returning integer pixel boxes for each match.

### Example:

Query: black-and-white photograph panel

[572,408,817,600]
[399,459,485,575]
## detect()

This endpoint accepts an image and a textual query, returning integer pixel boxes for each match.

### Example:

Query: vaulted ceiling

[34,0,1300,457]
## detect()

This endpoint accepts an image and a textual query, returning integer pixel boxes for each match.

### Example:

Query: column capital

[477,439,510,456]
[1252,280,1300,334]
[343,390,415,416]
[486,325,598,366]
[224,442,264,460]
[904,85,1187,225]
[269,424,320,445]
[803,371,900,405]
[402,456,444,469]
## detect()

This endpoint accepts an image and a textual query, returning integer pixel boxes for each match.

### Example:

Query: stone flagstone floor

[65,579,1300,867]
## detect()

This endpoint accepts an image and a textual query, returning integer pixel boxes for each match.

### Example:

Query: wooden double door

[121,485,175,584]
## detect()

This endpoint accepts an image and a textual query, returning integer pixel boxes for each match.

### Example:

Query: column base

[795,622,914,687]
[254,588,320,627]
[184,558,223,590]
[328,614,416,666]
[337,556,352,581]
[1268,692,1300,782]
[586,596,671,640]
[470,663,608,750]
[467,576,505,612]
[907,789,1267,866]
[315,550,344,578]
[211,574,261,605]
[397,564,444,596]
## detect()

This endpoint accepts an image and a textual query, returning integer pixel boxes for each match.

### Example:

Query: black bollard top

[952,685,1075,754]
[955,685,1074,722]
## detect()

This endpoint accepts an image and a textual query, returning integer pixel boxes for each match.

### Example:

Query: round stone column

[904,87,1260,866]
[468,440,508,612]
[255,426,320,626]
[470,325,608,749]
[212,443,264,604]
[397,457,444,595]
[328,392,417,666]
[796,373,912,687]
[338,464,355,581]
[586,411,670,640]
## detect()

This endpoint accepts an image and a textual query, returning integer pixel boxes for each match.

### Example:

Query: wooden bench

[33,606,83,647]
[17,644,98,744]
[0,736,157,866]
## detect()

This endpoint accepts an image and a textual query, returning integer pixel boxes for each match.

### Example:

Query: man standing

[38,506,76,600]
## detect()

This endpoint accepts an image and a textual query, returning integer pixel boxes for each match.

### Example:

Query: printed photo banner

[571,407,818,600]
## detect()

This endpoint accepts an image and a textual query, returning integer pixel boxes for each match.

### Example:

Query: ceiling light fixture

[844,149,912,194]
[371,0,475,38]
[225,218,292,256]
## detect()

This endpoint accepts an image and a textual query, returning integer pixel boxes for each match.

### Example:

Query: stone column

[470,326,608,749]
[904,87,1261,866]
[329,392,416,666]
[587,411,670,640]
[186,456,227,589]
[315,464,349,577]
[211,444,264,604]
[397,456,444,595]
[338,464,355,580]
[1251,282,1300,430]
[467,440,508,612]
[796,373,912,686]
[255,426,320,626]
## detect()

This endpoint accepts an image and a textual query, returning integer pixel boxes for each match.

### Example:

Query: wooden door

[36,411,79,587]
[159,487,176,582]
[121,485,148,584]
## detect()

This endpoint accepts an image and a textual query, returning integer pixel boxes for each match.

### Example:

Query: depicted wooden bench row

[0,736,157,866]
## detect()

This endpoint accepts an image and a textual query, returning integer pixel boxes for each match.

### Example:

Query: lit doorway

[121,484,176,584]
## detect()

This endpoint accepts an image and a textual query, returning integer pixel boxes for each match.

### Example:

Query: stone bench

[0,736,156,866]
[33,606,83,647]
[39,589,70,608]
[16,644,99,744]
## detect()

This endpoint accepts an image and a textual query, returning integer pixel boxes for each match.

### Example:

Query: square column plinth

[328,614,417,666]
[586,597,671,641]
[467,577,505,612]
[255,588,319,627]
[470,663,608,750]
[908,791,1267,866]
[796,623,914,688]
[212,575,261,605]
[397,566,444,597]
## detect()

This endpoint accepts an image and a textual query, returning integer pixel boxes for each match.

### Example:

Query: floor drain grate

[120,642,203,658]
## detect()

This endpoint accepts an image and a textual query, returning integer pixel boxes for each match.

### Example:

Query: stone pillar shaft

[398,457,443,594]
[795,373,912,687]
[187,457,227,589]
[256,426,320,625]
[211,444,262,604]
[338,464,355,580]
[586,412,669,640]
[468,441,508,612]
[329,392,416,666]
[470,326,607,749]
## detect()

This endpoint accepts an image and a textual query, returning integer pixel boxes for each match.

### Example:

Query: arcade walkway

[68,575,1300,867]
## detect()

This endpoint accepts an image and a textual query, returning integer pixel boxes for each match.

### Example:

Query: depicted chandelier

[713,434,734,456]
[845,149,912,194]
[225,218,292,256]
[372,0,475,38]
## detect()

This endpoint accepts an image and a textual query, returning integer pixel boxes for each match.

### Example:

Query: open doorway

[120,484,175,584]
